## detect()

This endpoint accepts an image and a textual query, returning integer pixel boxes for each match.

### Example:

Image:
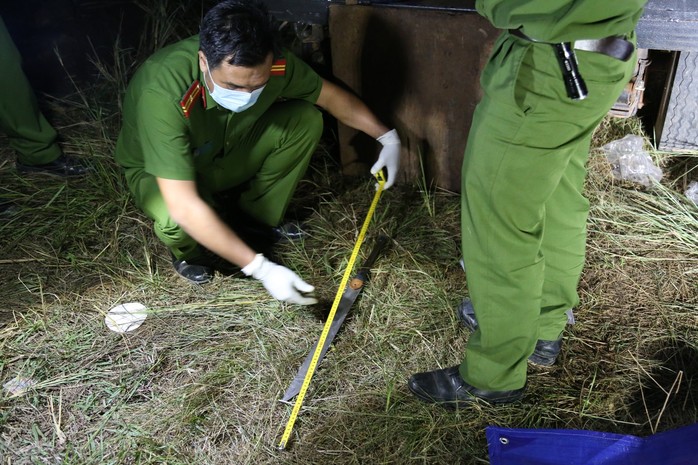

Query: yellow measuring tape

[277,171,386,450]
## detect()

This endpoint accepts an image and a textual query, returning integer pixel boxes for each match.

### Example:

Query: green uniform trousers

[0,16,61,165]
[459,31,636,391]
[125,99,323,260]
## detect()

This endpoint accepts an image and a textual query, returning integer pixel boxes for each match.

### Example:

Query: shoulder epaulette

[270,58,287,76]
[180,80,206,118]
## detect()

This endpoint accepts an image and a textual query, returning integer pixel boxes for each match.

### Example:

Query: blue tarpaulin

[487,423,698,465]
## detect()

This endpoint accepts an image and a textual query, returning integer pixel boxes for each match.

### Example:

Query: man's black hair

[199,0,279,69]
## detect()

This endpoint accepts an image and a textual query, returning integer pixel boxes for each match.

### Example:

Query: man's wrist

[377,128,400,145]
[241,253,266,277]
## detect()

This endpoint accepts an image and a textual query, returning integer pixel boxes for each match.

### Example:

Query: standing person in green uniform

[115,0,401,304]
[408,0,647,407]
[0,16,88,177]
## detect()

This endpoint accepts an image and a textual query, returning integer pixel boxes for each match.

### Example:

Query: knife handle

[349,234,389,289]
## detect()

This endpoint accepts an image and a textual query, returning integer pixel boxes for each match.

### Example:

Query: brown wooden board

[329,4,498,192]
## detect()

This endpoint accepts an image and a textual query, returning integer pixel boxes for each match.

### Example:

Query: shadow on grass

[627,338,698,433]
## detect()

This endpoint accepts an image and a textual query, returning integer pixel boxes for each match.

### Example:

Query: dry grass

[1,31,697,465]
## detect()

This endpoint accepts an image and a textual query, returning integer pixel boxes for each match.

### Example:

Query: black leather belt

[574,37,635,62]
[509,28,635,62]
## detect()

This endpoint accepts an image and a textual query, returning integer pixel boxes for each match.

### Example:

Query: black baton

[553,42,588,100]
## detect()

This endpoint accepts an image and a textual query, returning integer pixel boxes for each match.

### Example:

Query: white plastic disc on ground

[105,302,148,333]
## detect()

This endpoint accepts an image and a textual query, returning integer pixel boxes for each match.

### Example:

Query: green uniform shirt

[115,35,323,182]
[476,0,647,42]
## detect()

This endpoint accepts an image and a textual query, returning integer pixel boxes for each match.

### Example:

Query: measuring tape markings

[277,171,386,450]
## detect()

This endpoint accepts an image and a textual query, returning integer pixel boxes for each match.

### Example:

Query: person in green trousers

[115,0,401,303]
[0,16,88,177]
[408,0,647,407]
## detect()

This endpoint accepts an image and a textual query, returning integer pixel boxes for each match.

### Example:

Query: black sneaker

[217,200,308,247]
[232,220,308,258]
[17,154,90,177]
[271,221,307,242]
[456,298,564,366]
[0,199,18,216]
[172,256,214,284]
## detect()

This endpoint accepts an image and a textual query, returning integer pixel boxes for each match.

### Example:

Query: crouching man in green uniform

[408,0,647,406]
[115,0,400,304]
[0,16,88,177]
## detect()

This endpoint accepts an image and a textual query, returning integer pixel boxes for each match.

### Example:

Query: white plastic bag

[601,135,662,187]
[3,376,36,396]
[105,302,148,333]
[686,181,698,205]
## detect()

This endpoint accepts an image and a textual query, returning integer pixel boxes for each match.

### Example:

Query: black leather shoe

[456,299,564,366]
[17,154,90,177]
[528,339,563,366]
[172,257,214,284]
[408,365,524,408]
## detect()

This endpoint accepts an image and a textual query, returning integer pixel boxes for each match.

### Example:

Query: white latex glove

[242,254,318,305]
[370,129,401,190]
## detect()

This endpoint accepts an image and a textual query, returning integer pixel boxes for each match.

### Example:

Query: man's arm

[157,177,257,268]
[315,79,389,138]
[157,177,317,305]
[315,79,401,189]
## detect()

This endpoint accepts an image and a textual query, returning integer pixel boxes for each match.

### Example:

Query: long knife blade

[281,234,389,402]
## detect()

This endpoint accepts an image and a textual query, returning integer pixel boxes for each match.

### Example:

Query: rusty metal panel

[329,4,498,192]
[637,0,698,51]
[264,0,330,24]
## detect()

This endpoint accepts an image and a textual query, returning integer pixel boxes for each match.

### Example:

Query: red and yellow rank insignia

[180,80,207,118]
[270,58,286,76]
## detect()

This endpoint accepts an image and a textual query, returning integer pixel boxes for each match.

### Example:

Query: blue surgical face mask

[204,61,265,113]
